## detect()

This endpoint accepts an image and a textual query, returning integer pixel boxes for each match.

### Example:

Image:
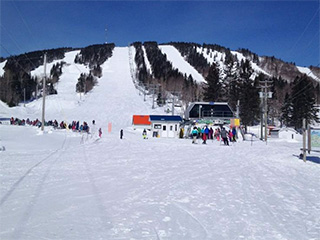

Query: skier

[142,129,147,139]
[91,120,96,138]
[120,129,123,139]
[98,128,102,138]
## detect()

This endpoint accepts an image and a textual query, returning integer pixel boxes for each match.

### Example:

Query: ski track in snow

[1,125,320,239]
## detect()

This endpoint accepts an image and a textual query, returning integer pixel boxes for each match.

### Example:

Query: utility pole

[23,88,26,107]
[171,91,181,116]
[264,81,268,142]
[199,105,202,119]
[148,83,160,109]
[236,100,240,118]
[259,79,273,142]
[41,53,47,131]
[105,25,108,44]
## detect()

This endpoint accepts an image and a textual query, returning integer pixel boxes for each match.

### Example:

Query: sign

[230,118,240,127]
[108,122,112,133]
[311,128,320,149]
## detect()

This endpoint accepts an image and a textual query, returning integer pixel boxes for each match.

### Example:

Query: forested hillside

[0,41,319,128]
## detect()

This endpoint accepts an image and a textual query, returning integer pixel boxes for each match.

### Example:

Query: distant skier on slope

[99,128,102,138]
[120,129,123,139]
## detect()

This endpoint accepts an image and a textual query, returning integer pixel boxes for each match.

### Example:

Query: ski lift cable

[0,24,39,71]
[0,44,34,76]
[280,62,320,100]
[11,1,45,57]
[287,7,320,57]
[284,64,320,102]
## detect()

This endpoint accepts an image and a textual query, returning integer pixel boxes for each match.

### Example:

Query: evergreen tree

[291,75,319,129]
[280,92,293,126]
[203,63,221,101]
[239,79,260,127]
[238,61,260,128]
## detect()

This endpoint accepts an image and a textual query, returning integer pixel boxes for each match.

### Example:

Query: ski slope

[296,66,320,82]
[0,60,6,76]
[1,48,164,132]
[159,45,206,83]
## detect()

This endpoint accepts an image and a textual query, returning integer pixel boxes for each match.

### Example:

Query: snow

[231,51,271,77]
[1,125,319,239]
[296,66,320,82]
[1,47,320,239]
[159,45,206,83]
[0,60,7,76]
[142,46,152,75]
[196,47,228,79]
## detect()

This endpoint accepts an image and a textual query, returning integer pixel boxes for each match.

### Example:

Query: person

[191,127,198,144]
[220,127,229,145]
[120,129,123,139]
[142,129,147,139]
[98,128,102,138]
[232,127,237,142]
[202,127,207,144]
[91,120,97,137]
[228,130,233,142]
[209,127,214,140]
[179,128,184,138]
[204,126,209,139]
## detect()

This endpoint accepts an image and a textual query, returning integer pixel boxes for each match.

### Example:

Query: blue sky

[1,1,319,67]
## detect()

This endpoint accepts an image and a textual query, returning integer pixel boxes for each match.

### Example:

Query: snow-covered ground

[1,124,319,240]
[0,47,320,240]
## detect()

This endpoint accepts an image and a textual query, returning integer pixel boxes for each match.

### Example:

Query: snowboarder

[120,129,123,139]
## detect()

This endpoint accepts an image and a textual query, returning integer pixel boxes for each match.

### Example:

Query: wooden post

[41,53,47,131]
[302,119,306,162]
[307,125,311,154]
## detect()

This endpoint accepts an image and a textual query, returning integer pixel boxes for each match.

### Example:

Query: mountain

[0,42,319,128]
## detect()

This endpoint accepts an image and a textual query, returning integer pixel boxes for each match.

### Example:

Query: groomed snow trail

[2,47,164,133]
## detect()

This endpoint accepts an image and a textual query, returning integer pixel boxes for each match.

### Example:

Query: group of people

[9,117,100,136]
[191,125,237,145]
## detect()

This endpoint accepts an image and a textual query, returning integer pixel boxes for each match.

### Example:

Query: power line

[286,64,320,102]
[0,44,33,76]
[0,24,39,70]
[287,7,320,57]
